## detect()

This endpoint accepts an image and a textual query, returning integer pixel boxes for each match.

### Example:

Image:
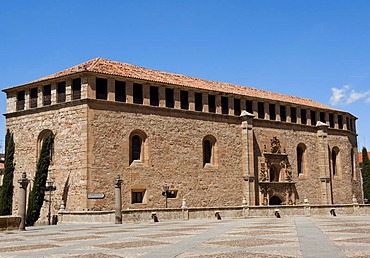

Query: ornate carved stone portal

[259,137,296,206]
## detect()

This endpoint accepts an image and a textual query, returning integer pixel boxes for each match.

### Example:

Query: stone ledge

[0,216,21,231]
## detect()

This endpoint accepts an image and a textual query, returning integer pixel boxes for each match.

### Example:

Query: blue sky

[0,1,369,151]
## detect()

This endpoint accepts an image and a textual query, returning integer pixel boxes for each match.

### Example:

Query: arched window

[332,147,340,177]
[131,135,142,161]
[129,130,147,166]
[297,143,306,175]
[203,135,217,167]
[37,129,54,162]
[203,140,212,164]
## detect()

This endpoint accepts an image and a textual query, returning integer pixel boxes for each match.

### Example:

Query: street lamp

[162,184,169,208]
[46,180,56,225]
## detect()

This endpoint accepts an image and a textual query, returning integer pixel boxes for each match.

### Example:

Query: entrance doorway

[269,196,282,205]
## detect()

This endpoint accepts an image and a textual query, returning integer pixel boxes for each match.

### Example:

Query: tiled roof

[7,57,335,110]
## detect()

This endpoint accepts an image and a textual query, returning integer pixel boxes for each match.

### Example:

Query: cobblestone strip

[295,218,346,258]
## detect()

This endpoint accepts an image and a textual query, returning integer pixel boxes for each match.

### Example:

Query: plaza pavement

[1,216,370,257]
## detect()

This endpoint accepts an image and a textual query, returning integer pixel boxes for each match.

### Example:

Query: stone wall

[6,102,89,221]
[87,100,244,210]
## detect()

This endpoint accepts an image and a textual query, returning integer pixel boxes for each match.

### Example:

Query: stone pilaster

[241,111,256,206]
[317,122,332,204]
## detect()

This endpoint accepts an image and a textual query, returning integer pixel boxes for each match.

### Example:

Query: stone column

[107,79,115,101]
[143,83,150,105]
[159,87,165,107]
[174,88,181,109]
[241,111,256,205]
[114,175,123,224]
[188,92,195,111]
[126,81,134,103]
[215,95,221,114]
[18,172,29,230]
[228,97,234,115]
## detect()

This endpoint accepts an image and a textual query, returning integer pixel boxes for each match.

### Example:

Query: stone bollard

[274,209,281,218]
[181,197,187,208]
[114,175,123,224]
[18,172,29,230]
[151,212,159,222]
[215,211,222,220]
[330,208,336,216]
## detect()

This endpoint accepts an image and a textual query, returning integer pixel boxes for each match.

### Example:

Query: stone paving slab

[1,216,370,257]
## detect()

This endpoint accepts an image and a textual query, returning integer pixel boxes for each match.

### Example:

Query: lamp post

[163,184,169,208]
[46,180,54,225]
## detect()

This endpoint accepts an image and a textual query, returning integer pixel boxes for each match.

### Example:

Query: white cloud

[329,85,349,106]
[346,90,370,104]
[329,85,370,106]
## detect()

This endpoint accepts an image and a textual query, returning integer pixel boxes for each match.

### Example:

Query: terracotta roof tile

[7,57,335,110]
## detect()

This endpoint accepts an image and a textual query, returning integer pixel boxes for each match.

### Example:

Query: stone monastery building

[3,58,362,217]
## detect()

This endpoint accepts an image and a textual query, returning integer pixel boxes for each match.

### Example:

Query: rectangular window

[30,87,38,108]
[133,83,143,104]
[208,95,216,113]
[269,104,276,120]
[221,96,228,114]
[72,78,81,100]
[301,109,307,124]
[349,119,353,131]
[150,86,159,106]
[338,115,343,129]
[43,84,51,106]
[258,102,264,119]
[311,111,317,125]
[57,82,66,103]
[291,107,297,123]
[320,112,325,123]
[246,100,253,114]
[131,190,145,204]
[115,80,126,102]
[329,113,334,128]
[180,90,188,110]
[16,90,25,111]
[195,92,203,111]
[234,98,241,116]
[165,88,174,108]
[280,105,286,122]
[96,78,108,100]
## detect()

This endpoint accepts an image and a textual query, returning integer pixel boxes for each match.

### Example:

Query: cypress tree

[362,147,370,201]
[26,133,54,226]
[0,130,15,215]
